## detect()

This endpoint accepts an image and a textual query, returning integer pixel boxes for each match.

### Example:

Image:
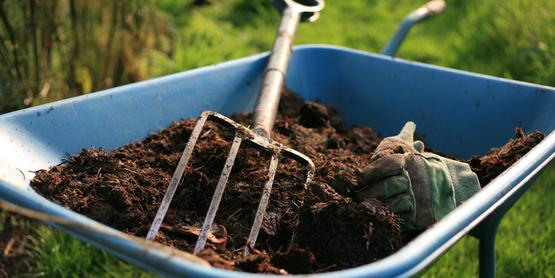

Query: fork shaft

[252,7,300,136]
[194,135,243,254]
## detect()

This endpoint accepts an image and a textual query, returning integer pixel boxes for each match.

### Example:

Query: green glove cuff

[443,158,481,206]
[418,151,480,206]
[417,154,456,220]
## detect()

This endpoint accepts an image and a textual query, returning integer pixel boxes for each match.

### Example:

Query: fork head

[205,111,315,175]
[146,111,315,254]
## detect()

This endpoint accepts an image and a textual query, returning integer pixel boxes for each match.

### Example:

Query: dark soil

[30,89,544,274]
[468,127,545,185]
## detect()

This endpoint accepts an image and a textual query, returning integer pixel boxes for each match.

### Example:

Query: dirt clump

[468,127,545,185]
[297,198,401,271]
[270,248,316,274]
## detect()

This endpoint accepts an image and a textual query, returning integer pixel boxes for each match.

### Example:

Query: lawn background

[0,0,553,277]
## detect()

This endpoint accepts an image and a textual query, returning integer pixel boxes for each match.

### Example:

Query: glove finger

[413,140,425,153]
[387,193,414,214]
[355,180,387,202]
[358,154,406,186]
[381,174,411,199]
[355,172,411,202]
[386,194,416,231]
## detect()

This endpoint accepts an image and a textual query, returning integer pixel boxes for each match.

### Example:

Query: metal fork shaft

[252,7,300,136]
[194,135,243,254]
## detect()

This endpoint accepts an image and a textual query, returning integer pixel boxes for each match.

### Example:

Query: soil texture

[30,89,544,274]
[468,127,545,185]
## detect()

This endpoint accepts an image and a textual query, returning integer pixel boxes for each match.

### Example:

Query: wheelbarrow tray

[0,45,554,277]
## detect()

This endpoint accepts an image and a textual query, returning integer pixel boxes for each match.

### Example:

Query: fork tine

[282,148,315,185]
[244,153,279,254]
[146,112,210,241]
[194,135,243,254]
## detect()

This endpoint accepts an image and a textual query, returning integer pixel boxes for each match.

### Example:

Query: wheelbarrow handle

[382,0,446,57]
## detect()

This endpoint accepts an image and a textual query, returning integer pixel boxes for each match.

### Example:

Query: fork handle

[252,7,300,137]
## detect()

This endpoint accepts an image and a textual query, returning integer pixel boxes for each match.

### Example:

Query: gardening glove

[355,121,480,231]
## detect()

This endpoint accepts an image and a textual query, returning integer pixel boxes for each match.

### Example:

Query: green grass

[28,225,156,278]
[3,0,554,276]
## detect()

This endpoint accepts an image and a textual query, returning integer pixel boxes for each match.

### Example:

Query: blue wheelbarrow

[0,1,554,277]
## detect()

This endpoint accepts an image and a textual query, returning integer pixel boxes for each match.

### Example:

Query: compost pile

[30,90,544,274]
[469,127,545,185]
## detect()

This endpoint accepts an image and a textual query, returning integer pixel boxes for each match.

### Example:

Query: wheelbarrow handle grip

[382,0,446,57]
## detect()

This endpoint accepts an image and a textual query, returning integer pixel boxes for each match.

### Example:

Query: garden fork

[146,0,324,255]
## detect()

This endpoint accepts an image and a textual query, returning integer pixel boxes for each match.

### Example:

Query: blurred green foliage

[0,0,553,277]
[0,0,172,112]
[448,0,555,85]
[2,0,553,114]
